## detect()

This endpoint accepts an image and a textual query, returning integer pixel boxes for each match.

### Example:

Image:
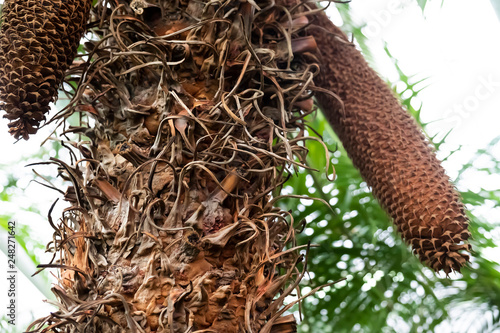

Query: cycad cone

[310,11,471,274]
[0,0,92,140]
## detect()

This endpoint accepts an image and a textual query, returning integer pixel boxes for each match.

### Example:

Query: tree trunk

[22,0,325,332]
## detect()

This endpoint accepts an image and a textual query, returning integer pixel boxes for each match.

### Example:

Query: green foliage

[0,316,19,333]
[492,0,500,21]
[416,0,428,11]
[0,141,60,330]
[284,114,500,331]
[0,215,45,267]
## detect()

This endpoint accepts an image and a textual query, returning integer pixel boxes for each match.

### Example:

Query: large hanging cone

[0,0,92,140]
[308,10,471,274]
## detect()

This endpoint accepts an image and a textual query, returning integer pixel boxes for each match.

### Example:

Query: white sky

[0,0,499,331]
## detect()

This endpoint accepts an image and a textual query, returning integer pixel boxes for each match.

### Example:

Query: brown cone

[308,11,471,274]
[0,0,92,140]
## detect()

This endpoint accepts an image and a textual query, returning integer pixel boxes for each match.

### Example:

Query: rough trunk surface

[308,10,471,274]
[26,0,328,332]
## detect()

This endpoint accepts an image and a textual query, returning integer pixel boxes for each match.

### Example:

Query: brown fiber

[308,10,471,274]
[26,0,337,332]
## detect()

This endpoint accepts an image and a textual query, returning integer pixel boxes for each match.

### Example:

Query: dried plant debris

[0,0,92,140]
[308,9,471,274]
[28,0,333,332]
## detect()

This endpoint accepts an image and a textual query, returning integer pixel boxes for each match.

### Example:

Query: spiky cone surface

[307,11,471,274]
[0,0,92,140]
[28,0,325,332]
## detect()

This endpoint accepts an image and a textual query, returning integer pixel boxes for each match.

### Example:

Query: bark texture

[308,10,471,274]
[25,0,326,332]
[0,0,92,140]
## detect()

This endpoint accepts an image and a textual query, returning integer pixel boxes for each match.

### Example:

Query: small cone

[0,0,92,140]
[308,10,471,274]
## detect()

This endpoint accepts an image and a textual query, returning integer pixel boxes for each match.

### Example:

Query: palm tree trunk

[22,0,325,332]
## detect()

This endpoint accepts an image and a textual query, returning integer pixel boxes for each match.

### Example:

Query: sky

[0,0,499,331]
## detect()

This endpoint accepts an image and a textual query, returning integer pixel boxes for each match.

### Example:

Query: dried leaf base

[28,0,329,332]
